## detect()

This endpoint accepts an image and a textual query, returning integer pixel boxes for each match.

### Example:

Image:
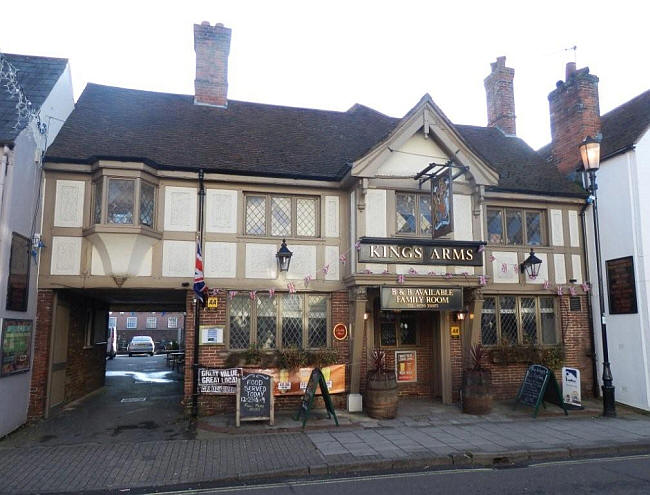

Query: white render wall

[588,138,650,411]
[0,64,74,437]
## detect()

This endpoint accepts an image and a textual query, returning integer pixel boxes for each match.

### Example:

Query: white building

[0,53,74,437]
[586,90,650,411]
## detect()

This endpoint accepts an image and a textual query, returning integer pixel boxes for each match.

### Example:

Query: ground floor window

[377,311,418,347]
[228,293,329,350]
[481,295,557,346]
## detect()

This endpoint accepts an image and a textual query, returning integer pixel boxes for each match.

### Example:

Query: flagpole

[192,169,205,419]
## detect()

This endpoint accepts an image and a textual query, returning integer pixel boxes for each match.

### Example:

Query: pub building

[29,23,594,419]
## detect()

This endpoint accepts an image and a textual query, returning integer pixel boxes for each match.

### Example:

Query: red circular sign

[333,323,348,341]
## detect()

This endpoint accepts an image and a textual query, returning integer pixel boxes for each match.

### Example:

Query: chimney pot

[565,62,577,80]
[484,56,516,135]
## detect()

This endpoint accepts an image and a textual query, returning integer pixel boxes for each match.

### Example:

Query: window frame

[480,295,559,346]
[146,316,157,329]
[108,316,117,328]
[226,293,331,350]
[6,232,31,312]
[394,192,432,238]
[244,193,320,238]
[486,206,547,246]
[92,176,157,229]
[376,311,420,348]
[126,317,137,329]
[167,316,178,328]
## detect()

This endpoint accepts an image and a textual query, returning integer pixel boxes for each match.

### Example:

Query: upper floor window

[146,317,157,329]
[168,316,178,328]
[480,295,557,346]
[245,194,319,237]
[395,192,432,236]
[229,293,329,350]
[126,317,137,329]
[108,316,117,328]
[487,207,545,246]
[93,177,157,228]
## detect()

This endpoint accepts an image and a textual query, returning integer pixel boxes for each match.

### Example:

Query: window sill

[238,234,323,243]
[83,224,162,239]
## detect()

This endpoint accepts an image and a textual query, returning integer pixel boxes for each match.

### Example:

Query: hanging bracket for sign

[414,160,469,239]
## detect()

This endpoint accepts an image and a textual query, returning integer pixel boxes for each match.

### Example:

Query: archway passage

[18,288,192,447]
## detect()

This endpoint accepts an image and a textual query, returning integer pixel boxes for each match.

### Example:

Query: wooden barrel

[462,370,492,415]
[365,371,398,419]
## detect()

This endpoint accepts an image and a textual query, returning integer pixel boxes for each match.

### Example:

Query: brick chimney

[194,21,231,108]
[484,56,516,135]
[548,62,601,174]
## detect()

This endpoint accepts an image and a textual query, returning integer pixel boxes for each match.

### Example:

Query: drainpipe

[192,169,205,418]
[580,201,600,398]
[0,145,10,228]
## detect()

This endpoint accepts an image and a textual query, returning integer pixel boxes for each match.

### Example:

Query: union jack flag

[193,239,207,303]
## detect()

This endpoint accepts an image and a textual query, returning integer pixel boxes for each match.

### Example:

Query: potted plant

[462,344,492,415]
[364,349,398,419]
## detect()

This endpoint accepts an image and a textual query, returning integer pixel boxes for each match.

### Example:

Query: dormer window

[92,177,157,228]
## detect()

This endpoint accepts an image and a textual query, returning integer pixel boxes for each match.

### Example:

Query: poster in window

[6,233,30,312]
[1,319,33,376]
[431,168,453,239]
[395,350,417,382]
[606,256,637,314]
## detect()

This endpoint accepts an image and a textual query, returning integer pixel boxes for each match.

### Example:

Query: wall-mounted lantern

[520,248,542,279]
[456,309,469,321]
[276,238,293,272]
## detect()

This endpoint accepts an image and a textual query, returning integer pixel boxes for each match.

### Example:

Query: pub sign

[358,238,484,266]
[380,287,463,311]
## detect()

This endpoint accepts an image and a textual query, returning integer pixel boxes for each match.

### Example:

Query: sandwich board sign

[514,364,568,418]
[562,367,582,409]
[236,373,274,427]
[295,368,338,427]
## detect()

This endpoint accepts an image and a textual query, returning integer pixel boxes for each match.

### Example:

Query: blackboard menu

[517,364,549,407]
[606,256,638,314]
[237,373,273,426]
[295,368,338,427]
[198,367,241,394]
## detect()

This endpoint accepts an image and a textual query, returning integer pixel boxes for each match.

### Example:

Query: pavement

[2,361,650,494]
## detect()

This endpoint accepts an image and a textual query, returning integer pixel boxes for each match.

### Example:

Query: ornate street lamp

[520,248,543,279]
[276,239,293,272]
[580,135,616,417]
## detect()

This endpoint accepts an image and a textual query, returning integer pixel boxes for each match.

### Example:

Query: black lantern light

[520,248,542,279]
[276,238,293,272]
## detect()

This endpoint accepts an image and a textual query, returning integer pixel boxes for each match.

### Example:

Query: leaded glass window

[480,295,558,346]
[487,207,546,246]
[93,181,103,224]
[228,293,330,350]
[229,295,251,349]
[281,294,303,348]
[257,296,277,349]
[246,196,266,235]
[139,182,155,227]
[396,192,432,236]
[107,179,134,224]
[245,194,319,237]
[308,295,327,348]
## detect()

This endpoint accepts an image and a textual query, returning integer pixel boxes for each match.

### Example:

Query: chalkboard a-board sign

[295,368,339,427]
[514,364,567,418]
[236,373,274,427]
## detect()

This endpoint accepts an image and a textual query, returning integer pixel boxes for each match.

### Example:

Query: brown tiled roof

[46,83,584,195]
[0,53,68,144]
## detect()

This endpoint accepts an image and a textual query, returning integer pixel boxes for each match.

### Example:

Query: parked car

[127,336,155,356]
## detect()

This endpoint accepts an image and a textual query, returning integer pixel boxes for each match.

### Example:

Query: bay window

[92,176,157,228]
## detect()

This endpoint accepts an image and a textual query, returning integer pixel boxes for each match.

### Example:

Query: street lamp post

[580,136,616,417]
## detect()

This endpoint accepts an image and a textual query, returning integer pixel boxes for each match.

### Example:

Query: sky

[2,0,648,149]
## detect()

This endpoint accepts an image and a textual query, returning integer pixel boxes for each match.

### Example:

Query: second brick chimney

[194,21,231,108]
[548,62,601,174]
[484,56,516,135]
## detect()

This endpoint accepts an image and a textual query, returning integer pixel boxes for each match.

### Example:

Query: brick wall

[28,289,54,421]
[28,290,106,421]
[194,22,231,107]
[481,294,594,400]
[549,63,601,174]
[184,289,350,416]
